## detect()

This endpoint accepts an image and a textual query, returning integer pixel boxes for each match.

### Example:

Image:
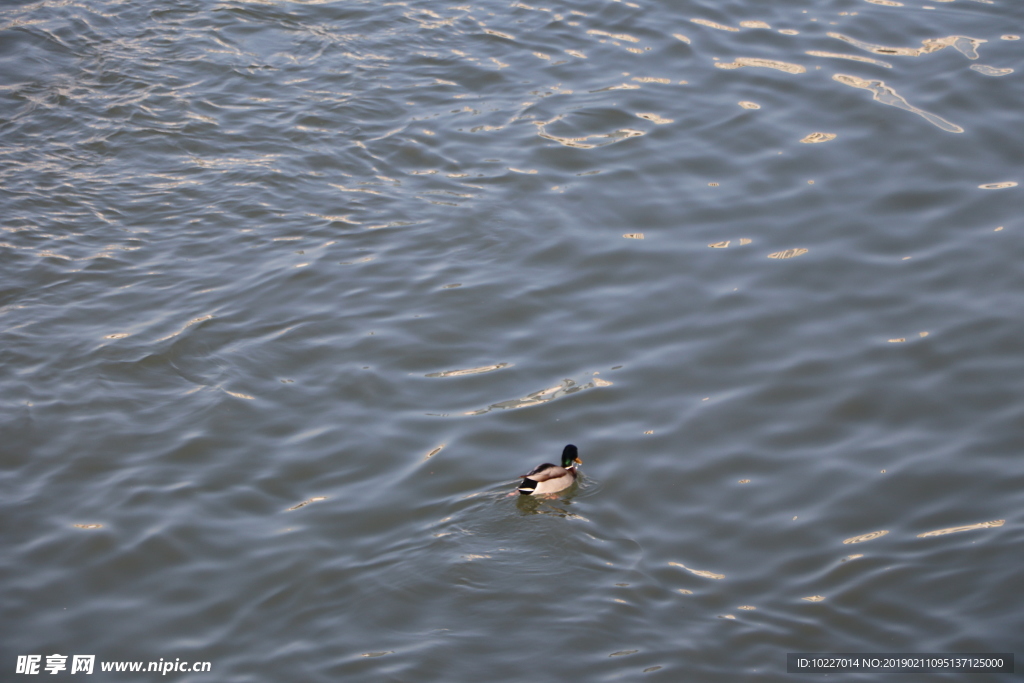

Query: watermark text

[16,655,211,675]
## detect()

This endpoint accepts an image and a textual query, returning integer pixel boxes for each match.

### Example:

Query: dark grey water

[2,0,1022,680]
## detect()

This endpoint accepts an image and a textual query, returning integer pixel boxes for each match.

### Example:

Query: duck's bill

[574,457,583,465]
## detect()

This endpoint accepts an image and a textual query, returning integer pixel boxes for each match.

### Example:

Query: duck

[517,444,582,496]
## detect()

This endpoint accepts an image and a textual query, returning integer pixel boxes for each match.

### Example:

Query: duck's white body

[517,445,581,496]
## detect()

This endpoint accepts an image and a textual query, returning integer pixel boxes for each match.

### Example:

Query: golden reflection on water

[767,248,808,259]
[308,213,360,224]
[710,238,752,248]
[224,390,255,400]
[669,561,725,580]
[716,58,806,74]
[286,496,327,511]
[978,181,1017,189]
[426,363,510,377]
[586,29,640,43]
[691,18,739,32]
[970,64,1013,76]
[800,132,837,143]
[917,519,1004,537]
[889,331,928,342]
[623,233,644,239]
[590,82,641,92]
[536,119,645,148]
[155,314,214,342]
[802,595,825,602]
[461,375,612,416]
[404,7,454,29]
[806,50,893,68]
[635,112,673,124]
[72,524,103,529]
[842,529,889,544]
[833,74,963,133]
[828,33,986,59]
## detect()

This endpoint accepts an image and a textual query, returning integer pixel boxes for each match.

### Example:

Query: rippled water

[2,0,1022,680]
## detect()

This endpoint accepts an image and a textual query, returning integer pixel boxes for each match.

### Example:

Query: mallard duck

[517,444,582,495]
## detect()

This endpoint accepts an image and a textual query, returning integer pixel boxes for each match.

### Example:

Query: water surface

[2,0,1022,680]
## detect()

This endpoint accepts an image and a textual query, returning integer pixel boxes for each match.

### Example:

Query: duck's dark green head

[561,444,582,468]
